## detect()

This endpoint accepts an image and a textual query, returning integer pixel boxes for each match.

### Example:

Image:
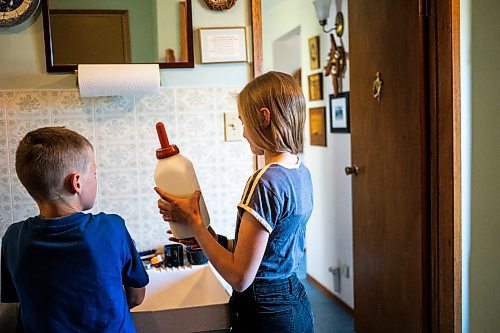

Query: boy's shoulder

[2,218,30,241]
[92,211,125,222]
[88,212,127,229]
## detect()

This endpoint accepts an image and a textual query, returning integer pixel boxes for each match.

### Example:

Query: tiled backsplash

[0,88,253,250]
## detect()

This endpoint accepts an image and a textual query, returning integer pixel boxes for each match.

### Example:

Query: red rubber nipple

[156,122,179,159]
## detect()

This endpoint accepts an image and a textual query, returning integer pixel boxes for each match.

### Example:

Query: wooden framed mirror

[41,0,194,73]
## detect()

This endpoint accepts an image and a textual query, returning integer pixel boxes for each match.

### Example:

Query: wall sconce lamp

[312,0,344,37]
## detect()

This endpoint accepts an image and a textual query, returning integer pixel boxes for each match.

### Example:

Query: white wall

[262,0,354,308]
[469,0,500,331]
[272,29,301,74]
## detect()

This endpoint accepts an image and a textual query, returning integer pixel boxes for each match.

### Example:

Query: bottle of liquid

[154,122,210,239]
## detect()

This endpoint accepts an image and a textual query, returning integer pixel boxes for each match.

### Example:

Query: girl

[156,71,314,332]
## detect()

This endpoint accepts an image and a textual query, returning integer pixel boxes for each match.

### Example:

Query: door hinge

[419,0,431,17]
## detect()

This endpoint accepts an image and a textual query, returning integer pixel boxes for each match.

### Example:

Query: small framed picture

[309,107,327,147]
[199,27,247,63]
[308,36,320,70]
[329,92,350,133]
[308,73,323,101]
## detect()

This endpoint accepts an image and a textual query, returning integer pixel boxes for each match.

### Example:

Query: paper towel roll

[78,64,160,97]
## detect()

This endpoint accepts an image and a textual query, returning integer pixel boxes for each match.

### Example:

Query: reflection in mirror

[41,0,194,73]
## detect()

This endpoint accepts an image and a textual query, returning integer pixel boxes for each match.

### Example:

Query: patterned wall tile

[217,190,241,238]
[219,141,254,165]
[0,99,6,146]
[51,90,93,118]
[176,87,216,112]
[0,146,8,171]
[10,175,32,203]
[0,182,11,204]
[218,163,253,191]
[177,112,216,142]
[98,170,139,198]
[181,139,219,170]
[7,146,16,174]
[138,168,156,201]
[96,142,138,171]
[140,197,168,250]
[95,112,136,143]
[12,202,38,222]
[5,91,50,119]
[215,87,241,110]
[7,118,51,149]
[136,114,176,145]
[0,147,11,204]
[193,165,219,194]
[94,96,134,117]
[137,141,160,171]
[135,89,175,115]
[201,189,218,227]
[0,88,255,251]
[0,204,13,237]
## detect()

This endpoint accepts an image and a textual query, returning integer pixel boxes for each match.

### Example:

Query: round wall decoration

[0,0,40,28]
[204,0,237,11]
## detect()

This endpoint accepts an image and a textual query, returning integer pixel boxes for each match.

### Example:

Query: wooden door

[349,1,429,332]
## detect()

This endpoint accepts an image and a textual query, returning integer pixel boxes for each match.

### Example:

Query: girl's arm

[192,210,269,291]
[155,188,269,292]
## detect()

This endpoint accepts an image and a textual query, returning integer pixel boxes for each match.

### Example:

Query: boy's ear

[259,108,271,127]
[65,173,82,194]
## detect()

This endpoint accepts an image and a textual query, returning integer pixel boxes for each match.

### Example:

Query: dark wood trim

[250,0,263,78]
[428,0,462,331]
[306,274,354,316]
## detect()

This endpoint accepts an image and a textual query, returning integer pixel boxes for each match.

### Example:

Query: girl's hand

[166,230,200,248]
[167,226,218,249]
[155,187,204,229]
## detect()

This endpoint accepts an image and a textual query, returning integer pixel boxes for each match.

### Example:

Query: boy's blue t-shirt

[236,159,314,281]
[1,212,149,333]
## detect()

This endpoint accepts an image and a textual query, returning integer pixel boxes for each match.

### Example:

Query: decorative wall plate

[204,0,237,11]
[0,0,40,27]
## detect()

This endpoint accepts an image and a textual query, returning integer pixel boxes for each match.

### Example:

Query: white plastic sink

[131,264,231,333]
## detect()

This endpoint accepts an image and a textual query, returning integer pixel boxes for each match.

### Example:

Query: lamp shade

[312,0,332,21]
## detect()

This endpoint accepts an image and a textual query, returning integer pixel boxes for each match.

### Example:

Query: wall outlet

[224,112,243,142]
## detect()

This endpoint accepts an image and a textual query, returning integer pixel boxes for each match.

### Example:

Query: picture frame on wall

[308,73,323,101]
[308,35,320,70]
[329,92,350,133]
[199,27,247,63]
[309,107,327,146]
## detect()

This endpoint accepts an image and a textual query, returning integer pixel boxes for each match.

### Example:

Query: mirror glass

[41,0,194,73]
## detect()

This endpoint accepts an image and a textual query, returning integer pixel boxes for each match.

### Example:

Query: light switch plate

[224,112,243,142]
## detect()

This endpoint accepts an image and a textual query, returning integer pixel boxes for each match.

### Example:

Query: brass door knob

[345,165,359,176]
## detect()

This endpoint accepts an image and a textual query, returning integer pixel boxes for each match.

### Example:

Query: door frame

[250,0,461,331]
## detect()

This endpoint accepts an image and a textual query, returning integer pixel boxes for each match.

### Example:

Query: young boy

[1,127,149,332]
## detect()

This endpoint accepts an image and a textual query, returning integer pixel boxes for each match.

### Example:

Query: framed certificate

[199,27,247,63]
